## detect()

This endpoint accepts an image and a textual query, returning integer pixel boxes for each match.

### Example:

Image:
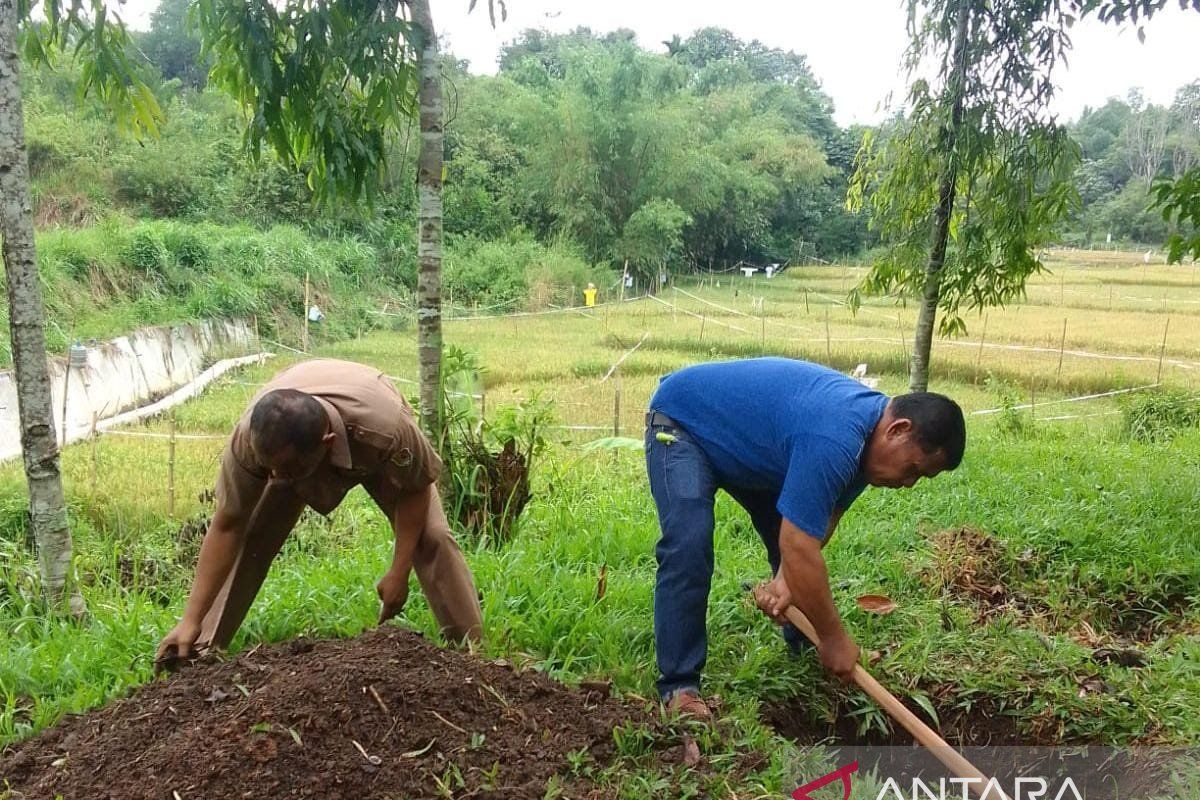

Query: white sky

[115,0,1200,126]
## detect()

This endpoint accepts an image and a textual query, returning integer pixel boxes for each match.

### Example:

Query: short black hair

[890,392,966,470]
[249,389,327,457]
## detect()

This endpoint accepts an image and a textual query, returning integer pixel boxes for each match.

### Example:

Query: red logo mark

[792,761,859,800]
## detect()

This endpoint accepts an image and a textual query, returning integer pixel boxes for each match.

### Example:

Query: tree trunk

[410,0,443,445]
[910,0,972,393]
[0,2,79,611]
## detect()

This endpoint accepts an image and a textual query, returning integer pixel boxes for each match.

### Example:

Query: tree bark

[410,0,443,445]
[910,0,972,393]
[0,1,78,610]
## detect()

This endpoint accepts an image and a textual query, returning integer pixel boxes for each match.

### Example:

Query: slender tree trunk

[910,0,972,393]
[410,0,443,444]
[0,2,79,611]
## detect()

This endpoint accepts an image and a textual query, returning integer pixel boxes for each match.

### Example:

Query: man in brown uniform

[155,359,482,668]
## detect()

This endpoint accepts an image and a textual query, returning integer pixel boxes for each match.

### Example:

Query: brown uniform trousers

[196,359,482,650]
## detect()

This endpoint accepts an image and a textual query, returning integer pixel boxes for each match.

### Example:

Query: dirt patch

[0,628,666,799]
[1097,587,1194,643]
[927,527,1193,642]
[925,526,1035,621]
[114,555,175,607]
[174,512,210,567]
[764,693,1026,749]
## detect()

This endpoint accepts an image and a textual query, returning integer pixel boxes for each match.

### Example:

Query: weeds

[1120,388,1200,443]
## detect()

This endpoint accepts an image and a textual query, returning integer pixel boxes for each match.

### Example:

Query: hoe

[752,583,1009,800]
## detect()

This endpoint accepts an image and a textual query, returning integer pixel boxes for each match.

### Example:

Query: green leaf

[910,692,941,728]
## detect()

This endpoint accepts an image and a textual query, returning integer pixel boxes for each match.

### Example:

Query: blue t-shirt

[650,358,888,540]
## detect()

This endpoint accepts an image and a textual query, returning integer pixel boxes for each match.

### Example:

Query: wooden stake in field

[89,412,98,496]
[673,286,678,323]
[1056,317,1068,381]
[897,314,909,368]
[302,271,311,353]
[824,305,832,364]
[699,312,706,343]
[974,313,988,381]
[612,373,621,438]
[167,413,177,519]
[59,360,71,446]
[760,302,766,355]
[1157,317,1171,383]
[804,288,810,315]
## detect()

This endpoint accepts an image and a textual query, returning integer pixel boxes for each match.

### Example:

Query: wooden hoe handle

[752,585,1009,800]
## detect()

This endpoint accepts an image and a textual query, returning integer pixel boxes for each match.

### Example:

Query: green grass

[2,257,1200,794]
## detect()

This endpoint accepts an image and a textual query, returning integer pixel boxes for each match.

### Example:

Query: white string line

[672,287,818,334]
[82,382,1156,445]
[1042,286,1200,305]
[546,302,602,322]
[259,337,308,356]
[445,295,650,322]
[700,313,1200,371]
[102,429,227,440]
[646,293,750,334]
[970,383,1159,416]
[383,374,481,400]
[600,332,650,383]
[1037,410,1124,422]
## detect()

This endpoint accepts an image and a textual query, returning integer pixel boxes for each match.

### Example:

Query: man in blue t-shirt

[645,357,965,719]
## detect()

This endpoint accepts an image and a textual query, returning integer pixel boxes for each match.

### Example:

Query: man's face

[256,442,328,482]
[864,420,948,489]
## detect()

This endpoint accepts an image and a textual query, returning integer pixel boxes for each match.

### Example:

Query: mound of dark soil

[1,628,661,799]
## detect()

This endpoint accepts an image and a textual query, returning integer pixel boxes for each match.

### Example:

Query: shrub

[39,234,95,280]
[121,228,170,278]
[1121,388,1200,443]
[443,237,533,307]
[113,150,207,218]
[162,224,212,270]
[444,234,608,310]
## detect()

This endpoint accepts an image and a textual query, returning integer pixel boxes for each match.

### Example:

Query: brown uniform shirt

[216,359,441,520]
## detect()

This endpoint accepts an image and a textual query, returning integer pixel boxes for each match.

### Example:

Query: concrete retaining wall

[0,319,254,461]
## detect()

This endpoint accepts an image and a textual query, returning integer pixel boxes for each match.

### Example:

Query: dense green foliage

[453,26,867,270]
[27,22,874,265]
[1066,85,1200,247]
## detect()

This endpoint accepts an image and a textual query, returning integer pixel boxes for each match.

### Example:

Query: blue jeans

[646,413,807,699]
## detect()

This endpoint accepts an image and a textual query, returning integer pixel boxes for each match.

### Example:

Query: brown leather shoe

[665,690,712,721]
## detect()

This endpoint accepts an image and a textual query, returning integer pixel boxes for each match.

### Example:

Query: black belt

[645,410,681,429]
